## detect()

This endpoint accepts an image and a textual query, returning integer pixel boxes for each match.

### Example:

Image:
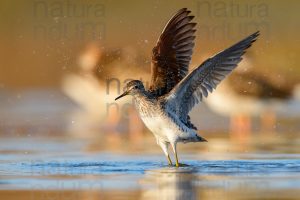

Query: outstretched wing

[165,31,260,125]
[149,8,196,96]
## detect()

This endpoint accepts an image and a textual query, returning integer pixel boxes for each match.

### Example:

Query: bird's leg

[171,142,179,167]
[167,154,172,166]
[158,140,172,166]
[175,152,179,167]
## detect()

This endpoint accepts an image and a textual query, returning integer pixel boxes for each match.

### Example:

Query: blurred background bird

[62,43,147,141]
[205,55,300,139]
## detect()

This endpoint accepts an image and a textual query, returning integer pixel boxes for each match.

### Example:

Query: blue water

[0,152,299,190]
[0,137,300,200]
[12,157,300,176]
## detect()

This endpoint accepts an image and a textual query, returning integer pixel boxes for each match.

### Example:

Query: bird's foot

[175,163,189,167]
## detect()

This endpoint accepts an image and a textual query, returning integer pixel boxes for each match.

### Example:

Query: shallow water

[0,136,300,200]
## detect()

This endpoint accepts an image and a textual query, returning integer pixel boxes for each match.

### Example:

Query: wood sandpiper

[115,8,259,167]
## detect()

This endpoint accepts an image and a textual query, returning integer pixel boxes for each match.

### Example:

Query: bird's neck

[133,91,154,105]
[134,90,149,99]
[132,91,157,117]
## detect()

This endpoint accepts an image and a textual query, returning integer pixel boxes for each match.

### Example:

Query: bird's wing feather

[165,31,260,125]
[149,8,196,96]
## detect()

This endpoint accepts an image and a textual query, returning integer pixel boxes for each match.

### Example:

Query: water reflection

[141,167,197,200]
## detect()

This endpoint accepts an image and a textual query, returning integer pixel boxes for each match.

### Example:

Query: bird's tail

[196,134,207,142]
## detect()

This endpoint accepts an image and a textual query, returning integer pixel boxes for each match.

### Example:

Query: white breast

[141,115,170,141]
[134,96,197,143]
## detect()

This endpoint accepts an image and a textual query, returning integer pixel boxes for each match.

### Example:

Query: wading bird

[115,8,259,167]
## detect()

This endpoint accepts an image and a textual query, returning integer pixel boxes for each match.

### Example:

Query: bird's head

[115,80,145,101]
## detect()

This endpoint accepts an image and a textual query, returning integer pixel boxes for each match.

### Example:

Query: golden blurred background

[1,0,299,88]
[0,0,300,89]
[0,0,300,142]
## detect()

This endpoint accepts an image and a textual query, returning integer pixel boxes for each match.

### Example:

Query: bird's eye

[134,86,138,89]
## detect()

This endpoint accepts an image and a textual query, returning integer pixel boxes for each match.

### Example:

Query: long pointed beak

[115,91,128,101]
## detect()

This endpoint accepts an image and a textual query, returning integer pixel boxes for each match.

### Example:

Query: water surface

[0,136,300,200]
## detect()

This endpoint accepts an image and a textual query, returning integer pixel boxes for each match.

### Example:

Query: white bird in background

[62,43,145,138]
[205,56,300,135]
